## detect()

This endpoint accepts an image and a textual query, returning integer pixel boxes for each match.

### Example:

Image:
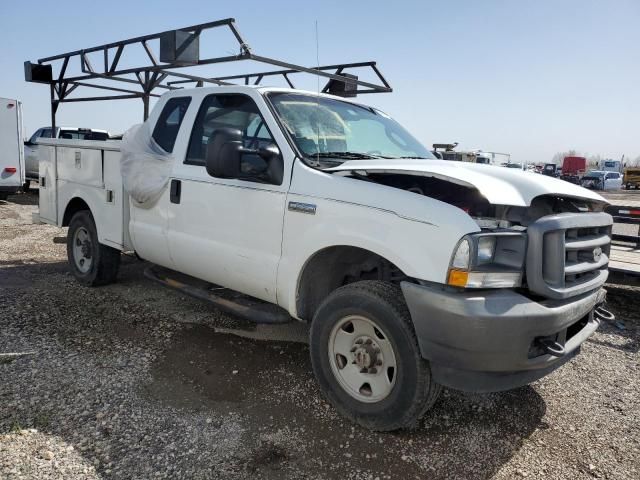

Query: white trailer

[0,97,25,200]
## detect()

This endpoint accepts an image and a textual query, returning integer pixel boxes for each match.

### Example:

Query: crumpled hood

[326,159,607,207]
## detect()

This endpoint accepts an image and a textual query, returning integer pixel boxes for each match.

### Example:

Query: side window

[152,97,191,153]
[28,129,42,143]
[185,94,282,184]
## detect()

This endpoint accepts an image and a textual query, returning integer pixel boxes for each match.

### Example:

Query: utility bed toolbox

[37,139,131,251]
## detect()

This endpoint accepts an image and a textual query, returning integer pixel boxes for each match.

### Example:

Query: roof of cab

[161,84,370,107]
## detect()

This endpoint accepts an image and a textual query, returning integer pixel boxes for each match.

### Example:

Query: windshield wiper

[312,151,382,160]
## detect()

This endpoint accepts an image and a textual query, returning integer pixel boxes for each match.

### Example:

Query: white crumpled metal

[120,123,174,204]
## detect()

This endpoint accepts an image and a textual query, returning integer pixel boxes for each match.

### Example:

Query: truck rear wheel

[67,210,120,286]
[310,280,442,431]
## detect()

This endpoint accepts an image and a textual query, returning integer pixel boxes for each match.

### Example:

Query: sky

[0,0,638,165]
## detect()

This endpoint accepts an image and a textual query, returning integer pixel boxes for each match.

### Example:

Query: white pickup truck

[37,85,613,431]
[24,127,110,187]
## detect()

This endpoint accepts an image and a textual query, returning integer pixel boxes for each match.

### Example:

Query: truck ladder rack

[24,18,392,132]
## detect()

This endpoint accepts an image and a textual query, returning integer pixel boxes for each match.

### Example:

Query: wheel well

[296,246,409,322]
[62,198,91,226]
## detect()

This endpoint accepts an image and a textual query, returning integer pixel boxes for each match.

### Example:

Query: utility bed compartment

[37,139,131,251]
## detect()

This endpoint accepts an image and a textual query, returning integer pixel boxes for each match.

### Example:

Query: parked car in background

[24,127,110,186]
[504,162,523,169]
[560,156,586,184]
[541,163,559,177]
[0,97,25,201]
[623,168,640,190]
[580,170,622,191]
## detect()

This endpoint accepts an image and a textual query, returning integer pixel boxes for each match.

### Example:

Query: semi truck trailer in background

[560,156,586,184]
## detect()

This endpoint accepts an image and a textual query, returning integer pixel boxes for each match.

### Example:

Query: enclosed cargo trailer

[0,97,25,200]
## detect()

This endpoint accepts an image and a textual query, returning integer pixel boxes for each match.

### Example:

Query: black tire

[67,210,120,286]
[0,192,8,201]
[22,181,31,193]
[625,184,630,190]
[310,280,442,431]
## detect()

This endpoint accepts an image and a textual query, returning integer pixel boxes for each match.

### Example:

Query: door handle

[170,179,181,204]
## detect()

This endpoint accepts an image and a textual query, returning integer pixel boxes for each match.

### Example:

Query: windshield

[585,171,605,178]
[267,92,434,166]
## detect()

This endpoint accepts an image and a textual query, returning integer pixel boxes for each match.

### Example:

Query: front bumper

[401,282,606,393]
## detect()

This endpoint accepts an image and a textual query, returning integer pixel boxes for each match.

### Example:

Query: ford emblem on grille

[593,247,603,262]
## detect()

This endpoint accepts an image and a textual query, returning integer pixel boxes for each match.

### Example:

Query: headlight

[476,236,496,264]
[447,232,526,289]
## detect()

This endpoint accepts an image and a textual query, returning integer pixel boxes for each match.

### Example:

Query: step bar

[144,266,292,324]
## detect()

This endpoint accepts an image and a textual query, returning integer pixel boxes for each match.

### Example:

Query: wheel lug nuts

[376,359,382,366]
[369,367,377,374]
[360,368,368,373]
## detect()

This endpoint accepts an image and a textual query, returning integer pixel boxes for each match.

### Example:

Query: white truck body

[0,97,25,199]
[37,85,614,429]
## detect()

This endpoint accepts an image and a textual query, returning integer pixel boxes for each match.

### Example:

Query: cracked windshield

[268,92,434,165]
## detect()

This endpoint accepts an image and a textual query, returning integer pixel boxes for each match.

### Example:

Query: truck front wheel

[67,210,120,286]
[310,280,442,431]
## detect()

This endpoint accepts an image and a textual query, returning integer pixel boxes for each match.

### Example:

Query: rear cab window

[152,97,192,153]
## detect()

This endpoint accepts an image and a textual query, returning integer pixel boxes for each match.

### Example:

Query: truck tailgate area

[37,139,131,251]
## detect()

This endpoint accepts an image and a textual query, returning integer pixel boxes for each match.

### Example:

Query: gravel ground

[1,191,639,480]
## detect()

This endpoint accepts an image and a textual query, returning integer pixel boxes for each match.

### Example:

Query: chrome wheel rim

[72,227,93,273]
[328,315,397,403]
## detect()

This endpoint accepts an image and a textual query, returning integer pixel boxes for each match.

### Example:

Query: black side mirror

[206,128,282,182]
[257,143,280,161]
[24,140,34,146]
[205,127,243,178]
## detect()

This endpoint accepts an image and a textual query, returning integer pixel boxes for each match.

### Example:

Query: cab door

[128,96,192,269]
[24,128,47,179]
[167,92,291,303]
[604,172,622,190]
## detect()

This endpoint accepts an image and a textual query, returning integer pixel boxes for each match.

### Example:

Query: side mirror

[205,127,243,178]
[24,140,34,147]
[257,143,280,161]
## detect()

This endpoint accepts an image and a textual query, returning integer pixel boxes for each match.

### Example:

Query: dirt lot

[1,191,639,480]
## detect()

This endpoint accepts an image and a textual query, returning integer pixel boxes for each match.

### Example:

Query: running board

[144,266,292,325]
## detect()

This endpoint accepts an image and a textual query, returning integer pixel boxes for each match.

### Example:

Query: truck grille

[526,212,612,299]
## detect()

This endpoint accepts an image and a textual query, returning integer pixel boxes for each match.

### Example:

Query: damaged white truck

[29,19,614,431]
